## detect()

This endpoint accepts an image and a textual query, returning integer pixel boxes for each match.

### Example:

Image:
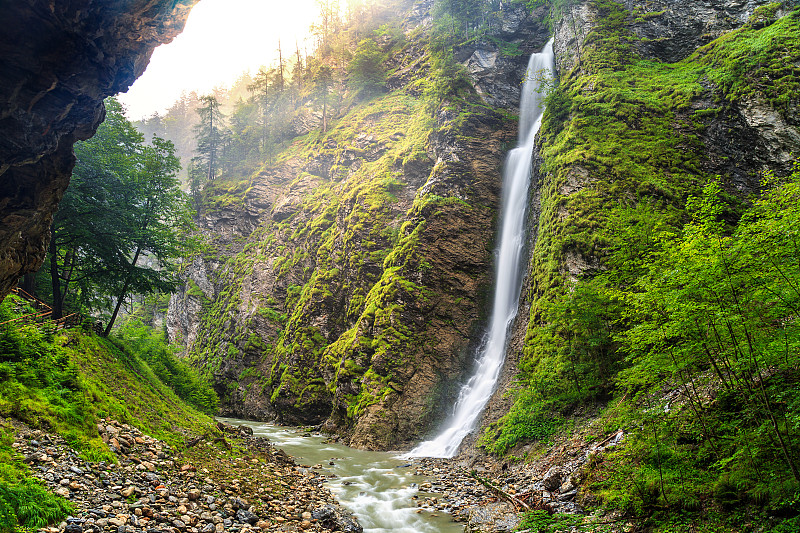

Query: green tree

[194,94,226,181]
[188,156,206,209]
[47,98,195,335]
[348,38,386,97]
[50,98,145,318]
[103,135,193,336]
[312,63,334,132]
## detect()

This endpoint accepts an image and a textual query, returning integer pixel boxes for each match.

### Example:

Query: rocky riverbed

[12,419,361,533]
[405,428,630,532]
[10,415,636,533]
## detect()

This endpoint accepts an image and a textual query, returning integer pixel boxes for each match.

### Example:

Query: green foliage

[487,3,800,526]
[46,97,196,334]
[0,296,215,452]
[0,299,207,531]
[114,321,219,414]
[517,510,608,532]
[194,94,227,182]
[0,469,73,533]
[698,8,800,114]
[348,38,387,97]
[497,1,800,457]
[580,0,634,73]
[521,165,800,527]
[423,44,474,109]
[480,390,564,454]
[431,0,513,41]
[0,475,73,533]
[0,297,100,456]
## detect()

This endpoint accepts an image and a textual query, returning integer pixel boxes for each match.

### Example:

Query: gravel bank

[12,420,361,533]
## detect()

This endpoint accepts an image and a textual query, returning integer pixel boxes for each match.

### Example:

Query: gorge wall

[0,0,197,301]
[170,0,800,453]
[167,0,549,450]
[478,0,800,453]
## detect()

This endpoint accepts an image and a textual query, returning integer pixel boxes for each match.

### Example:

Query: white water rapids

[221,418,464,533]
[407,39,556,459]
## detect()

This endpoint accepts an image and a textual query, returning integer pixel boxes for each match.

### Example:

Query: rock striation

[0,0,197,301]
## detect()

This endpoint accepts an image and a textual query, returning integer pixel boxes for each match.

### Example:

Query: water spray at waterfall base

[407,39,556,459]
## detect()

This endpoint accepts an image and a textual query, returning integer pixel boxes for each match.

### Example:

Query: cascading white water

[407,39,555,459]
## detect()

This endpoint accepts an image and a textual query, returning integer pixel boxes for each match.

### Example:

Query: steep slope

[481,0,800,452]
[172,90,515,450]
[464,1,800,529]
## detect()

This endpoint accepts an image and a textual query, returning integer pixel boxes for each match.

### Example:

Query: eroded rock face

[0,0,196,300]
[477,0,800,456]
[166,1,544,448]
[553,0,778,74]
[457,3,550,110]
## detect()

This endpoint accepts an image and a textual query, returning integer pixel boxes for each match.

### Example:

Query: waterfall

[407,39,555,459]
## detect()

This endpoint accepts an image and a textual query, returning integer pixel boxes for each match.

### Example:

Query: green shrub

[0,426,72,533]
[0,480,73,532]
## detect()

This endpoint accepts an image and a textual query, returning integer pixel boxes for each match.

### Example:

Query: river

[219,418,465,533]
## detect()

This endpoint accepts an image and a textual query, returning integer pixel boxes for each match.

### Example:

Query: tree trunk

[278,39,285,91]
[21,273,35,296]
[103,245,142,337]
[59,250,76,312]
[322,97,328,133]
[49,224,63,319]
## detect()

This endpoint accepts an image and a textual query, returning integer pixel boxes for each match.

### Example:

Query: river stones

[10,419,359,533]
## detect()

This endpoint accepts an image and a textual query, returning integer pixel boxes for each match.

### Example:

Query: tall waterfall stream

[408,39,556,459]
[217,41,556,533]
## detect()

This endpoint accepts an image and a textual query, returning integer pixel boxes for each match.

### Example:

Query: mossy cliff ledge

[0,0,197,301]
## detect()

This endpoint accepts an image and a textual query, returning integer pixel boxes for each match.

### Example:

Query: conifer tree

[312,64,334,132]
[349,38,386,98]
[194,94,226,181]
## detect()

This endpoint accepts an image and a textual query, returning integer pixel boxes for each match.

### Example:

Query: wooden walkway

[0,288,82,330]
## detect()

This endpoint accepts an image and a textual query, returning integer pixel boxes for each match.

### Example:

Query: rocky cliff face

[167,2,548,450]
[477,0,800,455]
[0,0,196,300]
[169,93,519,450]
[169,0,799,453]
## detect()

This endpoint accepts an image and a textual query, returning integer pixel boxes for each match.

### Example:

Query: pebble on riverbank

[406,428,632,532]
[10,419,362,533]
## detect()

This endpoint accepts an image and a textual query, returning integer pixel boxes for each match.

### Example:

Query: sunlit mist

[118,0,318,120]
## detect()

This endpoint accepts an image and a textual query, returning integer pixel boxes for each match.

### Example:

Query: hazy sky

[117,0,318,120]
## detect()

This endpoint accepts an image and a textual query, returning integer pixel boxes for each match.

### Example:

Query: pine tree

[312,64,334,132]
[349,38,386,98]
[194,94,226,181]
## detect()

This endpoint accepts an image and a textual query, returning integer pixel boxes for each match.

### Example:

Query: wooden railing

[0,288,82,330]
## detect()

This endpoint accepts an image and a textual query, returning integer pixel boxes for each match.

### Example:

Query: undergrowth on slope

[114,321,219,414]
[0,297,216,531]
[0,425,73,533]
